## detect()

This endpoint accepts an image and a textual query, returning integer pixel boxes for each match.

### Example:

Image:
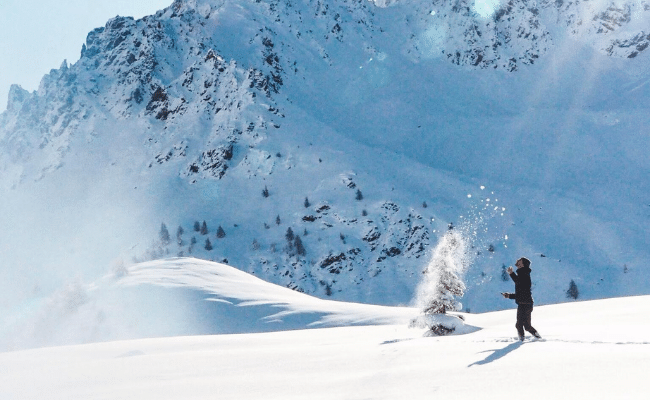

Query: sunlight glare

[474,0,501,18]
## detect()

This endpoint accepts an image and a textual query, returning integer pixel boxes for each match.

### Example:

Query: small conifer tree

[262,186,270,198]
[501,264,509,281]
[216,225,226,238]
[295,235,306,256]
[355,189,363,201]
[200,221,208,235]
[159,223,171,245]
[285,227,294,243]
[304,197,310,208]
[417,231,467,315]
[566,279,579,300]
[176,226,184,246]
[193,221,201,232]
[205,238,213,251]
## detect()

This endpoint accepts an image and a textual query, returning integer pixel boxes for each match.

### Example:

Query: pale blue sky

[0,0,171,112]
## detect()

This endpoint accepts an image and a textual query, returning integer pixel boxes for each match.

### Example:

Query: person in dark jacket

[501,257,542,341]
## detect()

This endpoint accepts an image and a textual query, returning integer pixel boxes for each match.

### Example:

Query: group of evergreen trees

[159,221,227,253]
[284,227,306,257]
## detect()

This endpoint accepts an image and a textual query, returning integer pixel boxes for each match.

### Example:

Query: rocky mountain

[2,0,650,312]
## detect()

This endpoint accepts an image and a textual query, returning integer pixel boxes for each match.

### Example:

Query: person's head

[515,257,531,269]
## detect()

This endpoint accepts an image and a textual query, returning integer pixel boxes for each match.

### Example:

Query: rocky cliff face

[549,0,650,58]
[2,0,650,309]
[4,0,650,180]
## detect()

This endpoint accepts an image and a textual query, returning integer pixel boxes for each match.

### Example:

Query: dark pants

[516,303,538,337]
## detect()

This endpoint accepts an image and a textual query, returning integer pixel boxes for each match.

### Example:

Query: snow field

[1,258,649,399]
[2,299,648,399]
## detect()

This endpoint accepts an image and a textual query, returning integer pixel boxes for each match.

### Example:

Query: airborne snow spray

[413,230,472,315]
[410,186,508,334]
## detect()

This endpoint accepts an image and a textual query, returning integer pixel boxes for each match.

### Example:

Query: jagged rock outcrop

[2,0,650,307]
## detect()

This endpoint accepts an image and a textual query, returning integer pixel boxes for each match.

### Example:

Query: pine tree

[205,238,213,251]
[501,264,509,281]
[355,189,363,200]
[193,221,201,232]
[566,279,579,300]
[216,225,226,238]
[276,215,281,225]
[295,235,306,256]
[200,221,208,235]
[188,236,197,254]
[159,223,171,245]
[320,281,332,296]
[304,197,310,208]
[262,186,270,198]
[285,227,295,243]
[176,226,184,246]
[417,231,467,315]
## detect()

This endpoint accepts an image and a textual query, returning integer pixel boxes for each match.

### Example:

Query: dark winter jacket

[506,266,534,305]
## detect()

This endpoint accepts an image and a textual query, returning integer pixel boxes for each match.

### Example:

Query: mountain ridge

[1,0,649,314]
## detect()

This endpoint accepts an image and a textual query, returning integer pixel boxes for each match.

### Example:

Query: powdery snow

[1,258,649,399]
[1,298,648,399]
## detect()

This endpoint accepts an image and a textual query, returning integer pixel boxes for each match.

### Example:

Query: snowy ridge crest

[1,0,650,315]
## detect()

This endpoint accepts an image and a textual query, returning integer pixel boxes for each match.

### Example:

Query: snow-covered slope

[1,272,648,398]
[1,257,465,351]
[1,0,650,318]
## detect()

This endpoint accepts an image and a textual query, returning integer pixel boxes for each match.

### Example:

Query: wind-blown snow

[1,258,648,399]
[0,258,423,351]
[413,230,470,313]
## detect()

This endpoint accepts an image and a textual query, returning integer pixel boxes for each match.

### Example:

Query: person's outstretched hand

[506,266,514,274]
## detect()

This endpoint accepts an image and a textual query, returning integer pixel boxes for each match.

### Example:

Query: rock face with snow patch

[549,0,650,58]
[2,0,650,309]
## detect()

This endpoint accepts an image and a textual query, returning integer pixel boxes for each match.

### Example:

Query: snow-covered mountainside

[2,0,650,315]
